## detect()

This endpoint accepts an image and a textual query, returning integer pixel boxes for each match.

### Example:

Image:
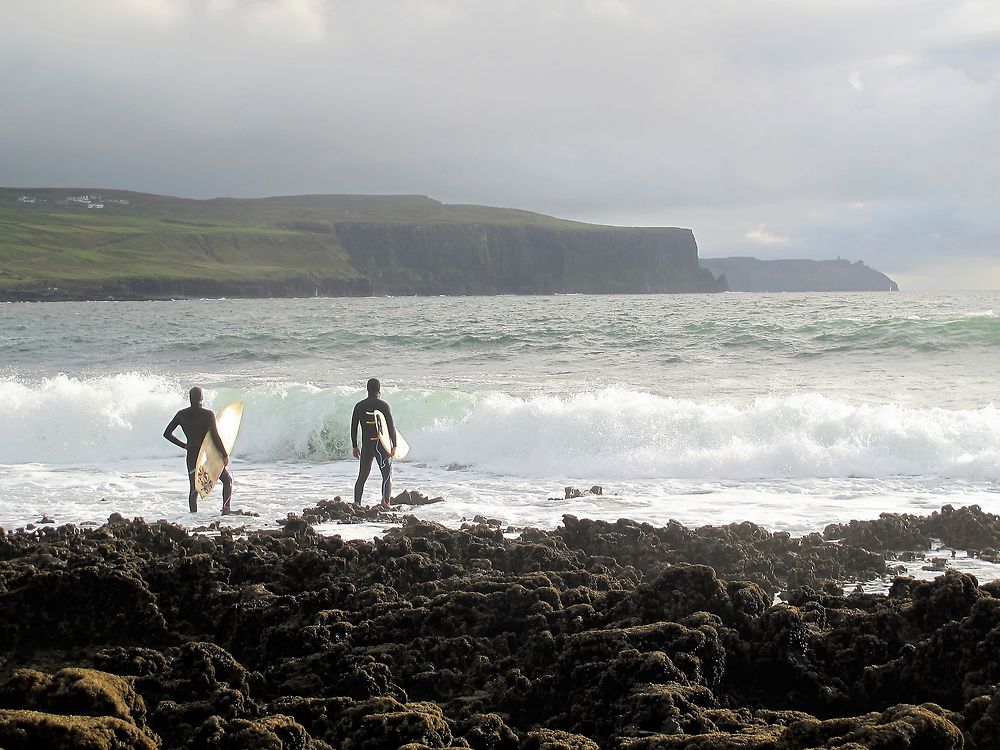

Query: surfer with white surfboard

[350,377,404,508]
[163,386,234,514]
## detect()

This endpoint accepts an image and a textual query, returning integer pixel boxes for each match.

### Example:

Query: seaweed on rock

[0,501,998,748]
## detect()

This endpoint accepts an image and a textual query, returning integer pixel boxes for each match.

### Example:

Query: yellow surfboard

[194,401,244,498]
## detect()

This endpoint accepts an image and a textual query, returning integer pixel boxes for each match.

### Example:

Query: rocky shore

[2,500,999,749]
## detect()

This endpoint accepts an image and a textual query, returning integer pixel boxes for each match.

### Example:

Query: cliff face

[332,223,726,295]
[701,257,899,293]
[0,189,726,300]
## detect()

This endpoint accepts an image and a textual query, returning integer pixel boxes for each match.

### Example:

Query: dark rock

[0,709,159,750]
[324,696,454,748]
[393,490,445,506]
[190,713,331,749]
[0,504,996,748]
[780,703,963,748]
[519,728,599,749]
[824,505,1000,554]
[457,712,519,749]
[0,667,159,750]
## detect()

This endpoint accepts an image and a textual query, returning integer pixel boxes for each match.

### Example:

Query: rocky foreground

[2,501,1000,749]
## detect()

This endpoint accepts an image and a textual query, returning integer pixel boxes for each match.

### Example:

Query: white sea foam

[0,373,182,463]
[2,375,999,484]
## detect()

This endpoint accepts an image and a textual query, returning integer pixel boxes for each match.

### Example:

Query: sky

[3,0,999,289]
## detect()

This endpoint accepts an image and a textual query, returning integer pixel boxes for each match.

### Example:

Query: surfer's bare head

[367,378,380,397]
[189,387,203,406]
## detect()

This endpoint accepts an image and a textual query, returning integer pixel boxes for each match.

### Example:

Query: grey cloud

[3,0,998,288]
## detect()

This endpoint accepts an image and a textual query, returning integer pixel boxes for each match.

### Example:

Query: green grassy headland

[0,189,596,295]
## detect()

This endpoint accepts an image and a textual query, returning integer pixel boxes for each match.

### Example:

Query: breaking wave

[2,373,998,482]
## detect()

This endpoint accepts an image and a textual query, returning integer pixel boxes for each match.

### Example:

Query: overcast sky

[4,1,999,289]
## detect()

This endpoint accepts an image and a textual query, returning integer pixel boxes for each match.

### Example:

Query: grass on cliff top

[0,203,361,287]
[0,189,598,229]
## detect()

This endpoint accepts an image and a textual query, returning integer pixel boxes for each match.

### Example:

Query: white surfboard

[194,401,243,498]
[372,409,409,459]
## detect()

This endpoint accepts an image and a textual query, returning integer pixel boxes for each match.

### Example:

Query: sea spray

[415,390,1000,480]
[0,373,182,463]
[3,375,998,483]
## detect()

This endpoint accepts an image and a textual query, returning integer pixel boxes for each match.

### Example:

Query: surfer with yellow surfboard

[163,386,236,514]
[351,377,401,508]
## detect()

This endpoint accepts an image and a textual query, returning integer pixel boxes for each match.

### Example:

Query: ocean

[2,291,999,583]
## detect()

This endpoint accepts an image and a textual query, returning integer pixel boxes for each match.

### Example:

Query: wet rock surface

[1,501,999,748]
[823,503,1000,554]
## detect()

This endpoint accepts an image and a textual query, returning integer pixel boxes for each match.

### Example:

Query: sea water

[2,292,999,585]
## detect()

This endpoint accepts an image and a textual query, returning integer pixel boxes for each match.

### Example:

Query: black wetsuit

[351,396,395,505]
[163,405,232,513]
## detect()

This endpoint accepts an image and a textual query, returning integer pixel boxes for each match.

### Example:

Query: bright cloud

[243,0,328,41]
[744,226,791,246]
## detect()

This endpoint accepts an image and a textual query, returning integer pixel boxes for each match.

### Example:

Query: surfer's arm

[163,415,187,450]
[384,407,397,453]
[350,405,361,457]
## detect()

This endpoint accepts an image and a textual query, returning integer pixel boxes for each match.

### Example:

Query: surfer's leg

[376,444,392,507]
[219,467,233,514]
[186,454,198,512]
[355,447,375,505]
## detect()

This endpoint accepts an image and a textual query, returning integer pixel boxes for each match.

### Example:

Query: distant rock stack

[701,256,899,292]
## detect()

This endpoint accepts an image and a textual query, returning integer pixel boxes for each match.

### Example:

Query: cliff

[701,256,899,292]
[333,223,723,295]
[0,189,725,300]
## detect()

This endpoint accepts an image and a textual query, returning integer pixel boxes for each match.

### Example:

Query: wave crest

[1,375,997,481]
